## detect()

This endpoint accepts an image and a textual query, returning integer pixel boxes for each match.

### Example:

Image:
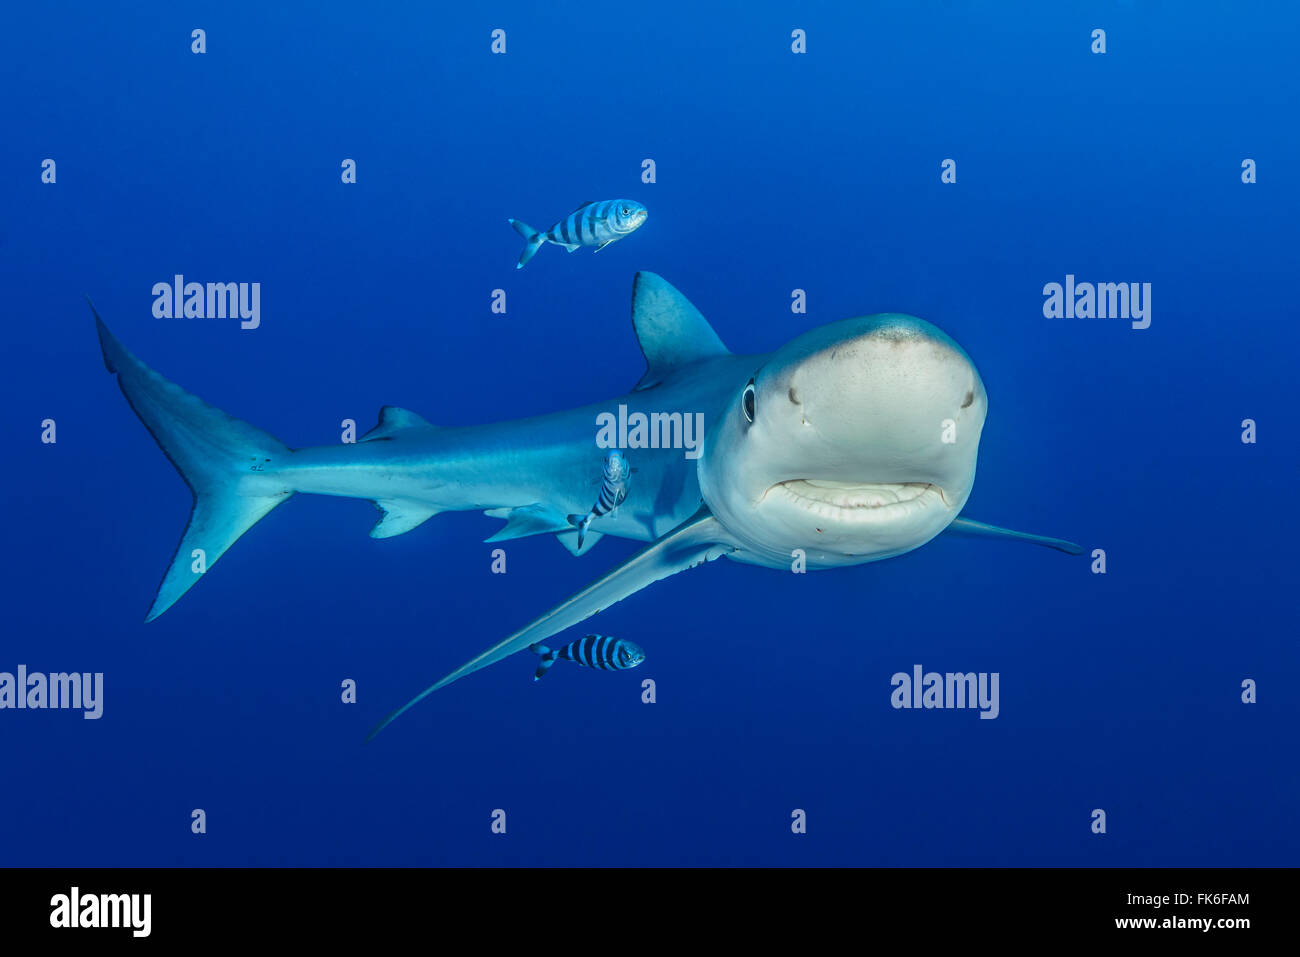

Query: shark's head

[699,314,986,567]
[610,200,648,235]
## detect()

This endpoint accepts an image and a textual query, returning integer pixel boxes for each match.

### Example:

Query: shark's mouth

[768,479,947,522]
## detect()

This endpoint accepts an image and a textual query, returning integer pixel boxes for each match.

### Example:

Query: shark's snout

[700,313,986,566]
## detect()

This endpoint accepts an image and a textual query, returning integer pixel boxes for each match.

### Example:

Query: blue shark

[90,273,1080,738]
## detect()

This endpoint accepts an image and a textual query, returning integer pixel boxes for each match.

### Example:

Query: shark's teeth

[770,480,943,520]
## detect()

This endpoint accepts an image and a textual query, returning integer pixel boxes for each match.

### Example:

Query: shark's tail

[91,302,295,621]
[509,218,546,269]
[529,643,557,681]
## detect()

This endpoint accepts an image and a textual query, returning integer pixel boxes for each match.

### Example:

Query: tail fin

[529,643,556,681]
[91,302,295,621]
[567,513,591,550]
[509,218,546,269]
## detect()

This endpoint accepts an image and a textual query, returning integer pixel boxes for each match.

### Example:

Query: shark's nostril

[961,390,974,409]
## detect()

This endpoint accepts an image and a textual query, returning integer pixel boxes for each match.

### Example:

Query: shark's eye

[742,380,756,423]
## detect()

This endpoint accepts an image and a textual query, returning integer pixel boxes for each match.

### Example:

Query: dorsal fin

[569,200,595,214]
[630,272,730,390]
[360,406,436,442]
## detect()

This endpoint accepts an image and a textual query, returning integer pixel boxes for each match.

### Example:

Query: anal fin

[371,499,440,539]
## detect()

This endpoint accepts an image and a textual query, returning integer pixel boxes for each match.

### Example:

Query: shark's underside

[92,273,1080,739]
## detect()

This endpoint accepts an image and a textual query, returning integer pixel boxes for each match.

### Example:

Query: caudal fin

[567,513,592,550]
[91,301,295,621]
[529,643,556,681]
[509,218,546,269]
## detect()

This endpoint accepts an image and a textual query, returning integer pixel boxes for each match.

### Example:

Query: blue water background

[1,1,1296,865]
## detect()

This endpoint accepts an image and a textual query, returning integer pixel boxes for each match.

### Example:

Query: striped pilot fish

[508,199,647,269]
[530,635,646,681]
[568,449,631,549]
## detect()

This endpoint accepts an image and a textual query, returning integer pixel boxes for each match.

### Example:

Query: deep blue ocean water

[2,2,1296,866]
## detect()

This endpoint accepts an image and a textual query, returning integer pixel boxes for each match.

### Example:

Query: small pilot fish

[568,450,631,548]
[530,635,646,681]
[509,199,647,269]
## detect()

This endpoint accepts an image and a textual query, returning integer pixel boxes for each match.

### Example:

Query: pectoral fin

[944,517,1082,555]
[368,507,735,739]
[594,240,613,252]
